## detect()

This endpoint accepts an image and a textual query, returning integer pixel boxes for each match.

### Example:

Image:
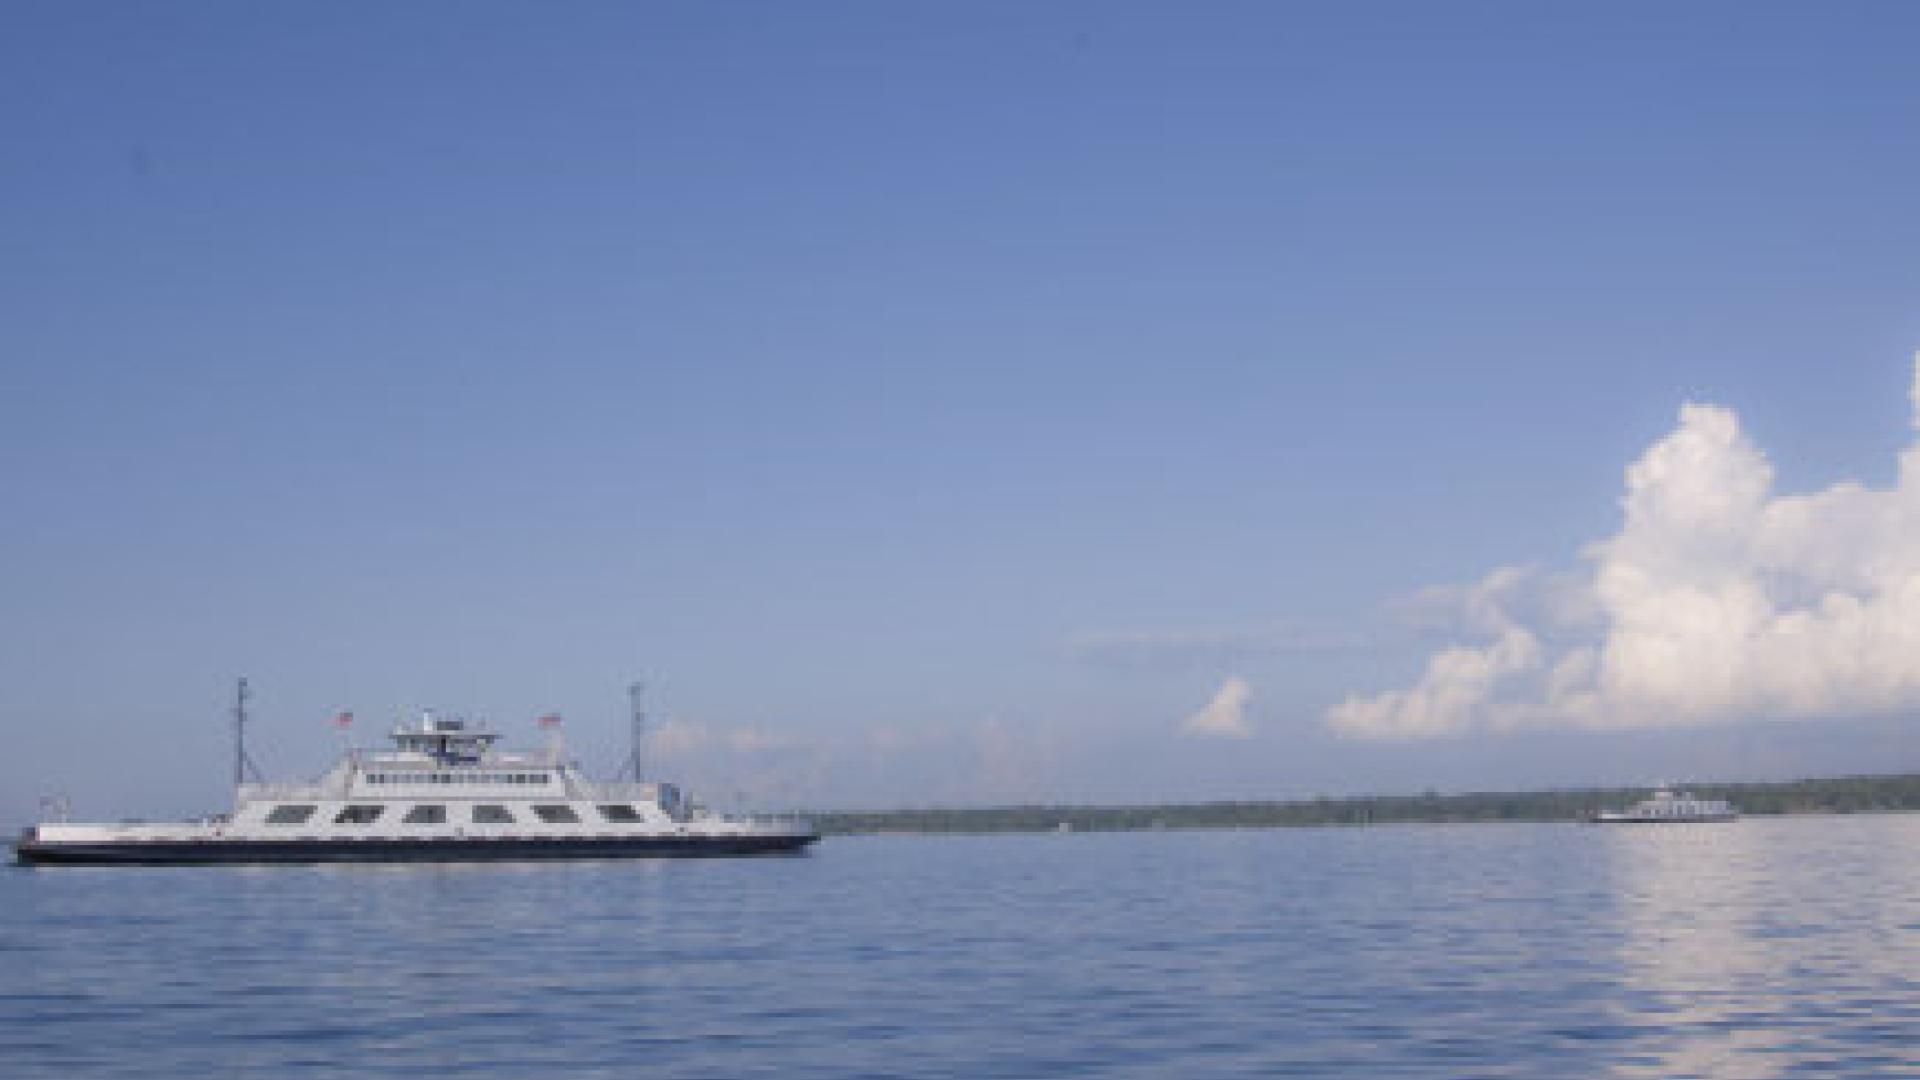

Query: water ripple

[8,817,1920,1076]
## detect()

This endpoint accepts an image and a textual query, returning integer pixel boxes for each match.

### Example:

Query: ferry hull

[14,832,817,866]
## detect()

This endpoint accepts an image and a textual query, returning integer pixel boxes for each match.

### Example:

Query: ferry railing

[236,780,348,801]
[572,781,663,802]
[347,748,565,767]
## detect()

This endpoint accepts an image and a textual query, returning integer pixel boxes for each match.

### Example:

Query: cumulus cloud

[1183,676,1254,738]
[1389,565,1598,636]
[1333,353,1920,738]
[1329,576,1542,738]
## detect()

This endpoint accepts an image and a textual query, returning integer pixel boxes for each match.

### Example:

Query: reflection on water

[1599,817,1920,1078]
[6,817,1920,1077]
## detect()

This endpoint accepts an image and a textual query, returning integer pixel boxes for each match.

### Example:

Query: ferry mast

[622,680,646,782]
[232,676,264,786]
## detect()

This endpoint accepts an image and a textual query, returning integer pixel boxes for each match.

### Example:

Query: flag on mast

[537,713,562,729]
[333,711,354,729]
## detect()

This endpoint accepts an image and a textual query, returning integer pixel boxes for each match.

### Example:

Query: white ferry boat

[16,696,817,865]
[1591,787,1737,824]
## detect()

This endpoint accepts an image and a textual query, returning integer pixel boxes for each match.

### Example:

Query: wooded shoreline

[809,773,1920,835]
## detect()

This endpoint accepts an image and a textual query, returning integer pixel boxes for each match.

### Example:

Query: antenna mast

[232,677,264,786]
[624,680,646,782]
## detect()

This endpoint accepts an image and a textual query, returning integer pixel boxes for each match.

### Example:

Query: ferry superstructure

[16,697,817,865]
[1591,787,1737,824]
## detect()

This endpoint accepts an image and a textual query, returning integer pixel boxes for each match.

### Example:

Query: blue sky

[8,3,1920,816]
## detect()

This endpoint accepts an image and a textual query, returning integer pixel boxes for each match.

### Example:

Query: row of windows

[362,772,551,786]
[264,803,642,826]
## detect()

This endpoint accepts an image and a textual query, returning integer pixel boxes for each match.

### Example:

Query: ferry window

[598,804,641,823]
[472,804,514,824]
[335,804,385,825]
[533,804,579,824]
[403,805,446,825]
[265,804,316,825]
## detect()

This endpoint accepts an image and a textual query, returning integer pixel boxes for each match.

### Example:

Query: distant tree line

[807,773,1920,836]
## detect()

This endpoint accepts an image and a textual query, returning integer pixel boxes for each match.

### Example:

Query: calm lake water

[6,816,1920,1078]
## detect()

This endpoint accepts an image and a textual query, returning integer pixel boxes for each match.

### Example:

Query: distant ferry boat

[1591,787,1737,824]
[16,703,817,865]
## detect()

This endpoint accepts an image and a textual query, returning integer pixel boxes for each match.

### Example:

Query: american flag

[333,711,353,729]
[537,713,562,729]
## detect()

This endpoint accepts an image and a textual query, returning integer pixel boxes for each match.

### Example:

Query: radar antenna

[233,677,265,786]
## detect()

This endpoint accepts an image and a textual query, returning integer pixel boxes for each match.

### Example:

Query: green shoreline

[808,773,1920,835]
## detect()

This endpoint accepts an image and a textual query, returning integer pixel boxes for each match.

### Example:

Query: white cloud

[650,717,712,757]
[1330,620,1540,739]
[725,727,792,753]
[1183,676,1254,738]
[1389,565,1597,636]
[651,716,803,757]
[845,717,1065,804]
[864,724,926,754]
[972,715,1061,800]
[1332,352,1920,738]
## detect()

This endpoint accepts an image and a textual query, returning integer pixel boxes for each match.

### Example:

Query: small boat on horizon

[1590,787,1737,824]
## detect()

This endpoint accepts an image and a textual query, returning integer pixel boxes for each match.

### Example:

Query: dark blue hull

[14,832,818,865]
